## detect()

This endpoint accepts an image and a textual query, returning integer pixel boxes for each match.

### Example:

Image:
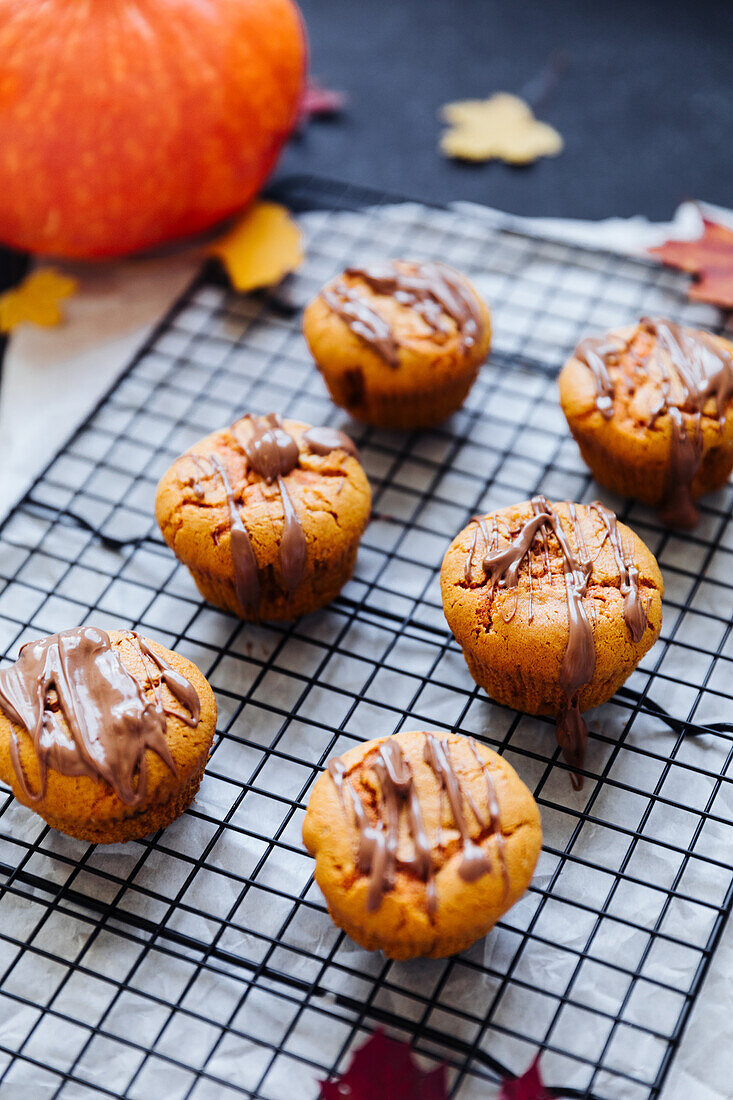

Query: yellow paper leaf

[208,201,303,292]
[440,92,563,165]
[0,268,78,333]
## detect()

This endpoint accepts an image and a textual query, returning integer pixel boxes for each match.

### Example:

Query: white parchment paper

[0,199,732,1099]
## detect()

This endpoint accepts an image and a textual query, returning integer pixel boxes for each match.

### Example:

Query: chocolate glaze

[577,318,733,527]
[327,733,506,913]
[466,737,509,895]
[302,426,359,460]
[575,336,624,419]
[423,734,492,882]
[322,283,400,367]
[465,497,648,788]
[186,454,213,499]
[277,476,307,592]
[659,406,704,529]
[322,260,485,367]
[0,628,200,806]
[589,502,649,643]
[481,511,550,588]
[207,453,261,612]
[131,632,201,728]
[233,413,299,483]
[184,417,359,614]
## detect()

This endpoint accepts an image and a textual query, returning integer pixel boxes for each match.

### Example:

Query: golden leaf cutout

[208,201,303,292]
[440,93,563,165]
[0,268,78,333]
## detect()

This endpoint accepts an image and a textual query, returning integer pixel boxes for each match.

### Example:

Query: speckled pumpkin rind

[302,266,491,430]
[155,419,372,622]
[302,730,542,960]
[0,631,216,844]
[440,500,664,717]
[558,324,733,507]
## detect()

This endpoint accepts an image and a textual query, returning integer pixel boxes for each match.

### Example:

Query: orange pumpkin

[0,0,306,258]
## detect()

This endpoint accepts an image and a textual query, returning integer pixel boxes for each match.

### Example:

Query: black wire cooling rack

[0,177,732,1100]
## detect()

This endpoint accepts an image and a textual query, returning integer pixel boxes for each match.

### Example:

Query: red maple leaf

[649,219,733,310]
[500,1056,553,1100]
[319,1031,447,1100]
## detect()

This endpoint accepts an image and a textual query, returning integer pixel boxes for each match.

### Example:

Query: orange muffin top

[155,414,371,616]
[571,319,733,428]
[0,627,216,831]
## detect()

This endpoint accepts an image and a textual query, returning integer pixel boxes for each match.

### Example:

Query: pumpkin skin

[0,0,306,258]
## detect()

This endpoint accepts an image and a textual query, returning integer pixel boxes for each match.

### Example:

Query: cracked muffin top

[302,729,541,959]
[302,260,492,430]
[0,628,216,844]
[561,319,733,429]
[308,260,490,374]
[558,319,733,527]
[155,414,371,620]
[441,498,664,787]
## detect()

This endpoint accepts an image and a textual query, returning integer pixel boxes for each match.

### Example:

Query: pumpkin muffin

[558,318,733,528]
[0,627,216,844]
[302,260,491,429]
[302,729,541,959]
[441,497,663,787]
[155,414,371,621]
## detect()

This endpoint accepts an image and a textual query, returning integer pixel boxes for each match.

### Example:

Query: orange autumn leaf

[0,268,78,333]
[208,201,303,293]
[650,219,733,310]
[439,93,563,165]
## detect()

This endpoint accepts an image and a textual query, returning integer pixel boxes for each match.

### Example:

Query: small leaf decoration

[649,219,733,310]
[500,1056,553,1100]
[302,80,347,118]
[319,1030,447,1100]
[439,93,563,165]
[0,268,78,333]
[208,201,303,293]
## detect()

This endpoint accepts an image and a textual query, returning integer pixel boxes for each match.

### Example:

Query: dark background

[281,0,733,219]
[1,0,731,305]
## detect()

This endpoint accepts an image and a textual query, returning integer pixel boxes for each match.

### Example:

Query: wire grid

[0,179,732,1100]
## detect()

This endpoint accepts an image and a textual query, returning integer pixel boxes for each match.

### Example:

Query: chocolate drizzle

[233,413,299,483]
[322,284,400,366]
[575,336,625,419]
[0,628,200,806]
[423,734,492,883]
[577,319,733,527]
[464,498,650,788]
[130,632,201,728]
[182,416,359,614]
[207,453,261,612]
[328,733,506,913]
[322,260,485,367]
[302,426,359,460]
[589,502,648,642]
[277,476,307,592]
[186,454,213,499]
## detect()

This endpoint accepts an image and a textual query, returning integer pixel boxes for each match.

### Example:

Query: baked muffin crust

[303,729,541,959]
[303,260,491,429]
[559,319,733,527]
[0,628,216,843]
[156,415,371,621]
[441,498,663,787]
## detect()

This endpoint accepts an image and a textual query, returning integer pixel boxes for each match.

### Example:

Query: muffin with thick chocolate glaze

[155,414,371,621]
[559,318,733,527]
[303,729,541,959]
[302,260,491,429]
[441,498,663,787]
[0,627,216,843]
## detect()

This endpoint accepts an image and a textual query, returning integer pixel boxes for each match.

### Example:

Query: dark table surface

[280,0,733,220]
